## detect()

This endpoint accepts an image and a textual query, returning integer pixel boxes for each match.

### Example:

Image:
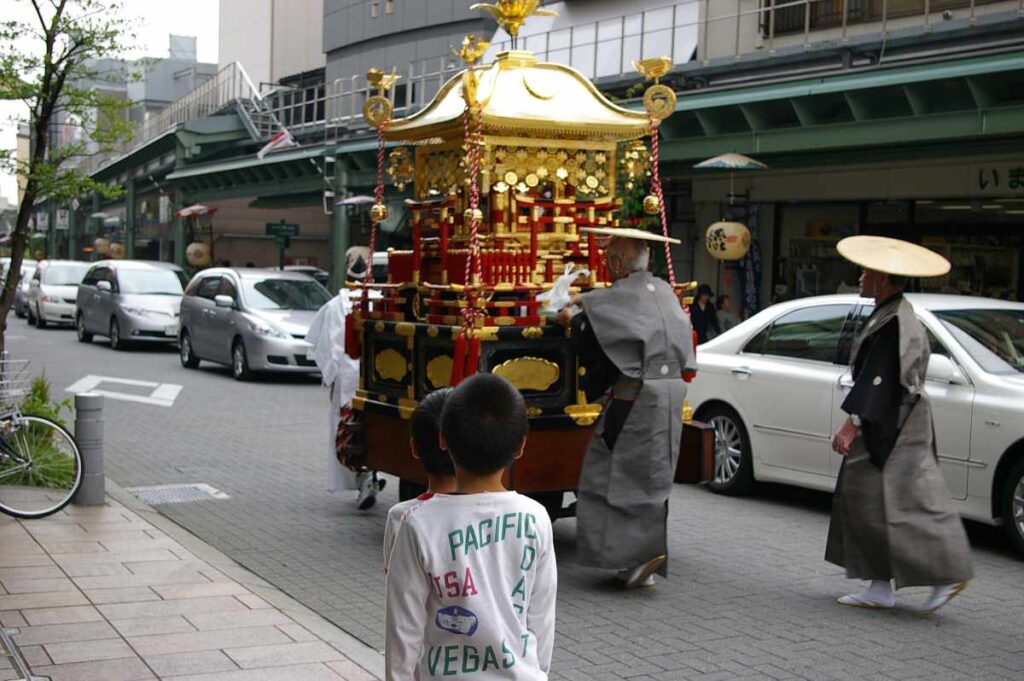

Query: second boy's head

[441,373,528,476]
[411,388,455,479]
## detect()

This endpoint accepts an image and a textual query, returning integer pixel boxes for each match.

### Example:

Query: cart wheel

[399,479,427,502]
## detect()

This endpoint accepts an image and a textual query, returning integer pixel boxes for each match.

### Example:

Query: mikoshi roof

[837,236,951,277]
[384,50,652,142]
[581,226,681,245]
[693,153,768,170]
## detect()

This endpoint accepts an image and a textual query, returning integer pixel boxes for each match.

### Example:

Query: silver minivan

[178,268,330,380]
[75,261,187,350]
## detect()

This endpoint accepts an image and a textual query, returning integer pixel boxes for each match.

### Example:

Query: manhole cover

[126,483,229,505]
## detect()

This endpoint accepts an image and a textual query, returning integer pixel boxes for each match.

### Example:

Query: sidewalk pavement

[0,483,385,681]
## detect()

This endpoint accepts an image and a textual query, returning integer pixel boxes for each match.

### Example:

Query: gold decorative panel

[426,355,454,389]
[375,348,408,382]
[492,356,560,392]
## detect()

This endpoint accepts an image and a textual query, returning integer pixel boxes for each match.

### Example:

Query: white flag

[257,128,298,160]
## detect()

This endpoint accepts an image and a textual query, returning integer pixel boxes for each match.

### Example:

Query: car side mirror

[96,280,112,293]
[927,354,966,385]
[214,294,235,309]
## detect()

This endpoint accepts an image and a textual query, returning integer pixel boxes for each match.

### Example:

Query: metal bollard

[72,393,105,506]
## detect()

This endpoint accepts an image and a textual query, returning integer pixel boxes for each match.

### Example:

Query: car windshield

[934,308,1024,374]
[42,263,89,286]
[118,269,184,295]
[241,277,330,311]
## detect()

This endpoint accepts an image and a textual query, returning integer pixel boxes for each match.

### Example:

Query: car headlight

[124,307,170,318]
[244,316,289,339]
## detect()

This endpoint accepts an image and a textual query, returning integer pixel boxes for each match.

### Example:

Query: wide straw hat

[837,236,950,278]
[580,226,681,245]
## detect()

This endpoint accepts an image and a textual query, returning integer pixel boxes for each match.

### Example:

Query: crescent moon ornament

[643,84,676,121]
[363,96,393,128]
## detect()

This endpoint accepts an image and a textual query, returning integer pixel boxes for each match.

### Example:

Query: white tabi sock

[838,580,894,609]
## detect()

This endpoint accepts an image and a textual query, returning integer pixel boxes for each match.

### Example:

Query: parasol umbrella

[174,203,218,218]
[336,195,378,236]
[693,152,768,204]
[335,195,376,206]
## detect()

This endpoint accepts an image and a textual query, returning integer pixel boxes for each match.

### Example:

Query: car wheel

[1001,458,1024,557]
[232,339,253,381]
[34,306,47,329]
[701,404,755,495]
[109,318,124,351]
[76,313,93,343]
[179,330,200,368]
[26,305,35,325]
[15,303,25,319]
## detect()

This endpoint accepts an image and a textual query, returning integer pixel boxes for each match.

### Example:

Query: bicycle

[0,359,83,519]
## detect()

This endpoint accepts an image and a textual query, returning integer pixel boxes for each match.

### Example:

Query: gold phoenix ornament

[458,34,491,108]
[363,67,401,128]
[633,57,676,121]
[470,1,557,41]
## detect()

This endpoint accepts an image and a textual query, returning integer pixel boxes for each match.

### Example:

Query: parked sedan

[2,259,38,319]
[75,261,187,350]
[27,260,90,328]
[178,268,330,380]
[688,294,1024,554]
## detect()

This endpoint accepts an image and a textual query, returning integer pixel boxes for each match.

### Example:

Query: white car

[688,294,1024,555]
[27,260,91,328]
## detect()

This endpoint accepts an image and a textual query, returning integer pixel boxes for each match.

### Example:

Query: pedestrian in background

[385,374,556,680]
[716,294,741,334]
[689,284,720,344]
[827,236,973,614]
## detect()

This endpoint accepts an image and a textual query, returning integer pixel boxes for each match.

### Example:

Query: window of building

[385,0,394,15]
[371,1,379,18]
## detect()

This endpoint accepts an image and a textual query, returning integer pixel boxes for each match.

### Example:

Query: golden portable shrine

[347,4,700,516]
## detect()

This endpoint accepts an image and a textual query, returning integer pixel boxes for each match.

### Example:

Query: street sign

[266,221,300,237]
[274,234,291,249]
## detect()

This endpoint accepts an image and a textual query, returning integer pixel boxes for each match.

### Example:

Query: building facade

[219,0,326,91]
[661,0,1024,314]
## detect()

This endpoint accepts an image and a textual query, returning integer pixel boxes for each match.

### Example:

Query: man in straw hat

[828,235,973,614]
[557,228,696,589]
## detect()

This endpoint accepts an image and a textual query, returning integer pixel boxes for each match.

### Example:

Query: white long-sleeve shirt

[385,492,557,680]
[383,493,435,574]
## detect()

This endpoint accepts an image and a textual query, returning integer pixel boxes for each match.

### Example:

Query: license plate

[164,325,177,336]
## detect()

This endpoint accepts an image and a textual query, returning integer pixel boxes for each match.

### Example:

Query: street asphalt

[8,318,1024,680]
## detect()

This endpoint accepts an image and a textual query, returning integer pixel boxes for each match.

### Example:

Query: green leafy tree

[0,0,137,356]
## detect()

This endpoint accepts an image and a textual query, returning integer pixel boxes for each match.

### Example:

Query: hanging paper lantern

[108,242,125,259]
[186,241,212,267]
[94,237,111,255]
[705,221,751,260]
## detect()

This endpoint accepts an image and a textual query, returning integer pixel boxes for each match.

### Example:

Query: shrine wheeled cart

[348,9,697,518]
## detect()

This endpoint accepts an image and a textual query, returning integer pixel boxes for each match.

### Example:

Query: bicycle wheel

[0,415,83,519]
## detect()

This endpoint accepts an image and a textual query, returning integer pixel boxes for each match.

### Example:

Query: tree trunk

[0,118,51,360]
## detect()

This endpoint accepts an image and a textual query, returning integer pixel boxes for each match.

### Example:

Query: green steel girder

[659,50,1024,164]
[661,104,1024,164]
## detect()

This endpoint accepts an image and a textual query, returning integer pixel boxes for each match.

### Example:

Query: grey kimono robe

[826,294,973,587]
[574,270,696,576]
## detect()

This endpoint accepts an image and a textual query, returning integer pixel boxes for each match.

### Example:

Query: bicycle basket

[0,358,33,410]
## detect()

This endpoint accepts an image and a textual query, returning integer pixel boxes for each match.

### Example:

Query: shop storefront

[688,154,1024,315]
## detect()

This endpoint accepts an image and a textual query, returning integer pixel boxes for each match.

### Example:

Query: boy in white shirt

[385,374,557,680]
[383,388,455,572]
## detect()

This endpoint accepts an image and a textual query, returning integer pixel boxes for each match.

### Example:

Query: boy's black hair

[411,388,454,477]
[441,373,528,475]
